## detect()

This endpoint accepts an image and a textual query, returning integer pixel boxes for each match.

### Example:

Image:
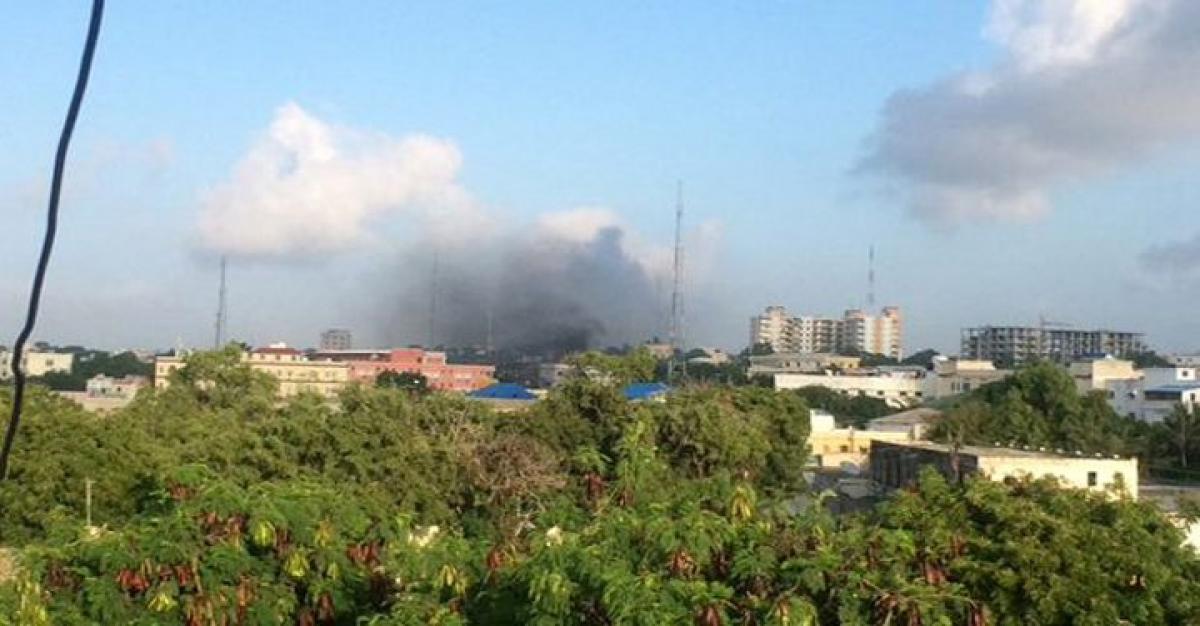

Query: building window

[1087,471,1097,487]
[839,445,849,453]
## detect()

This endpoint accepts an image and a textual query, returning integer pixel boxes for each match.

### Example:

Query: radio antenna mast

[213,255,228,348]
[668,181,685,380]
[428,247,439,348]
[867,244,876,309]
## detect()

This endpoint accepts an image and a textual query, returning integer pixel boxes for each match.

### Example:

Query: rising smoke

[196,105,697,355]
[381,212,670,357]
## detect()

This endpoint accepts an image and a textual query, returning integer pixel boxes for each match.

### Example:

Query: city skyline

[3,1,1200,354]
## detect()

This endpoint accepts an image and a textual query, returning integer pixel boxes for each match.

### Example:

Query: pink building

[311,348,495,393]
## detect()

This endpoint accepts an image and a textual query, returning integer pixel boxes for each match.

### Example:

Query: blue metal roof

[624,382,670,401]
[470,383,537,400]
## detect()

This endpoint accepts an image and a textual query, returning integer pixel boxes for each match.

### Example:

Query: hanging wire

[0,0,106,481]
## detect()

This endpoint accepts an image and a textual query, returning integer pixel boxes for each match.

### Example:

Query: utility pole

[213,256,228,348]
[667,181,685,381]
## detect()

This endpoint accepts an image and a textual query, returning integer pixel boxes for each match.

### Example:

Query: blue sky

[2,1,1198,354]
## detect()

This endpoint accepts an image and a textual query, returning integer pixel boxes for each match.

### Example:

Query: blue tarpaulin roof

[470,383,537,400]
[624,382,670,401]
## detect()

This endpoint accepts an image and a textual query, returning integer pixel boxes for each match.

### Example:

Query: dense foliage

[790,386,892,429]
[929,363,1143,455]
[375,371,430,396]
[0,350,1197,624]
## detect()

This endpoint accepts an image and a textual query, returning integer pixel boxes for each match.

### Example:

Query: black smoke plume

[381,226,666,359]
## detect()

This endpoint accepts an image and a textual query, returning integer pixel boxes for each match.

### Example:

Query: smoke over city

[195,105,715,354]
[380,209,673,356]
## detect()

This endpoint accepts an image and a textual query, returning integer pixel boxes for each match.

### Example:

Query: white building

[1171,354,1200,367]
[750,305,903,359]
[775,369,926,408]
[0,350,74,380]
[57,374,151,413]
[687,347,731,366]
[871,440,1139,499]
[86,374,149,399]
[1108,367,1200,423]
[748,352,862,376]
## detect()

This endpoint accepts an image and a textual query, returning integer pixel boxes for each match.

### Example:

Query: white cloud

[195,103,482,260]
[857,0,1200,223]
[986,0,1149,71]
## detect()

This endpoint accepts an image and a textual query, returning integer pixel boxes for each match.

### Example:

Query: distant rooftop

[875,439,1129,461]
[870,407,942,426]
[1146,383,1200,393]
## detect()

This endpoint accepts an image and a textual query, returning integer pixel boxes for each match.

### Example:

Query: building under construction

[960,325,1146,366]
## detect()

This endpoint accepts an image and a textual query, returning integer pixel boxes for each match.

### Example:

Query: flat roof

[1146,384,1200,393]
[870,407,942,425]
[874,439,1131,461]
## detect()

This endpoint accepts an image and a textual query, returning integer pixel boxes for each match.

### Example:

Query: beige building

[1069,356,1138,394]
[808,410,921,472]
[750,305,903,359]
[844,307,903,360]
[155,344,350,399]
[0,350,74,380]
[924,357,1011,399]
[870,440,1139,499]
[775,369,926,408]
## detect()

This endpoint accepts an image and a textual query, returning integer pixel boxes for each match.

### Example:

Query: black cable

[0,0,105,481]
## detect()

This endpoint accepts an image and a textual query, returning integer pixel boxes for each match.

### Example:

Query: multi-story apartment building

[749,306,795,353]
[156,344,350,399]
[750,306,903,359]
[319,329,353,351]
[961,325,1145,366]
[0,349,74,380]
[310,348,494,393]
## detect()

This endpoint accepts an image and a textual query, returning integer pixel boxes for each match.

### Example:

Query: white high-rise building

[749,305,903,359]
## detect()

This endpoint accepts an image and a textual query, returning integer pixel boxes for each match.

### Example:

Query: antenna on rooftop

[485,301,495,356]
[867,244,876,309]
[213,255,228,348]
[428,247,439,349]
[667,181,685,380]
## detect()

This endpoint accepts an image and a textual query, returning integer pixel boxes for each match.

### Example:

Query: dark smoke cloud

[1140,233,1200,276]
[381,225,666,358]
